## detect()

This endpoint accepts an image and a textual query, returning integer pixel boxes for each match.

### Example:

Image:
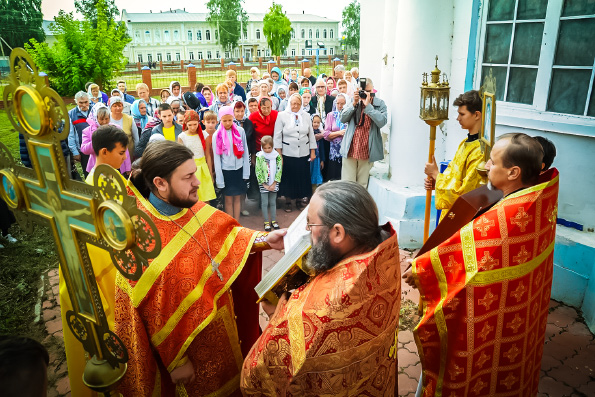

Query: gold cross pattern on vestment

[0,48,162,395]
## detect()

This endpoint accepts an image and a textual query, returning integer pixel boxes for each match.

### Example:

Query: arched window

[187,30,192,41]
[197,30,202,41]
[134,31,141,43]
[206,30,211,40]
[173,30,179,41]
[256,29,261,39]
[308,29,312,38]
[316,29,319,38]
[145,30,151,42]
[330,29,334,39]
[154,29,161,42]
[164,30,170,42]
[301,29,305,38]
[323,29,327,39]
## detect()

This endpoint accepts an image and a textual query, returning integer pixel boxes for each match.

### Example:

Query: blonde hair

[261,135,273,147]
[203,110,218,122]
[250,67,260,74]
[89,83,99,91]
[215,83,228,94]
[225,79,234,89]
[136,83,149,91]
[225,69,237,78]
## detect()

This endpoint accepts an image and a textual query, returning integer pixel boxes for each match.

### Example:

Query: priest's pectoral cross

[212,259,224,281]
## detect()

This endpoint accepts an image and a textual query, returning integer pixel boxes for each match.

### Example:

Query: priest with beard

[116,140,286,396]
[241,180,402,396]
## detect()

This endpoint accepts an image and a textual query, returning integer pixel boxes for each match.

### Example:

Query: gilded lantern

[420,56,450,121]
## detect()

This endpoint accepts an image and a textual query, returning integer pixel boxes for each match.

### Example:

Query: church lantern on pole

[420,56,450,242]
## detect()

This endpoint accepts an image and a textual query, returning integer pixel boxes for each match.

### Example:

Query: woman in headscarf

[249,97,278,153]
[110,89,131,115]
[270,66,288,94]
[202,86,213,106]
[87,83,107,105]
[108,96,138,163]
[160,88,171,103]
[326,77,337,96]
[273,93,317,212]
[257,80,279,111]
[323,93,349,181]
[208,83,233,115]
[300,77,312,89]
[130,99,153,132]
[289,69,300,85]
[169,80,182,100]
[299,87,315,115]
[246,67,260,92]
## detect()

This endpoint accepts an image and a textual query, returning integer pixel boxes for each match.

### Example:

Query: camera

[359,78,367,99]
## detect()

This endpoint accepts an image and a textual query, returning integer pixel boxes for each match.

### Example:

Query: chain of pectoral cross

[165,208,223,281]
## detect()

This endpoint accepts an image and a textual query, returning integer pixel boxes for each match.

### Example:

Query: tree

[25,0,130,95]
[75,0,120,27]
[0,0,45,54]
[206,0,248,52]
[342,0,360,51]
[262,2,292,58]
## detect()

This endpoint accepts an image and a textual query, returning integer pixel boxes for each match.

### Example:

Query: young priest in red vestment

[115,140,285,396]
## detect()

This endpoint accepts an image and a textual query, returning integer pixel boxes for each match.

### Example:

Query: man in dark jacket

[135,103,183,158]
[67,91,93,177]
[311,78,335,181]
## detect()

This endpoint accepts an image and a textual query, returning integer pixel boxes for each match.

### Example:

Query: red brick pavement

[40,202,595,396]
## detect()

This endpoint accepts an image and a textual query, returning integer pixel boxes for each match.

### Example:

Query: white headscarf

[169,81,182,100]
[285,93,304,126]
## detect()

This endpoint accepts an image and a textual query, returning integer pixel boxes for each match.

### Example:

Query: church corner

[359,0,595,332]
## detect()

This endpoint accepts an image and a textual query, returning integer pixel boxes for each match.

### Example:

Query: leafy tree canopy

[262,2,292,58]
[25,0,130,95]
[75,0,120,27]
[206,0,248,51]
[342,0,360,50]
[0,0,45,54]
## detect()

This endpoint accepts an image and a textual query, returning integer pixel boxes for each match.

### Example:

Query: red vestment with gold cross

[413,169,559,396]
[114,184,262,396]
[241,225,401,396]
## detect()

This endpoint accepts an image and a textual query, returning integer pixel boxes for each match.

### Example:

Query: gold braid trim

[251,231,270,252]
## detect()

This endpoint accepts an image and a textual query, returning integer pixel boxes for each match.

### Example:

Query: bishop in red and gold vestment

[413,134,559,396]
[114,141,284,396]
[241,181,401,396]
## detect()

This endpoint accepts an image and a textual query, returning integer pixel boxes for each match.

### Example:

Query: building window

[198,52,203,60]
[309,29,312,38]
[154,29,161,43]
[243,31,247,40]
[216,51,220,59]
[301,29,305,39]
[478,0,595,116]
[215,30,219,40]
[234,49,239,57]
[134,31,141,43]
[164,30,170,42]
[188,30,192,41]
[316,29,319,39]
[145,30,151,43]
[137,54,143,63]
[257,49,261,57]
[291,29,295,39]
[166,53,171,61]
[225,51,230,58]
[330,29,334,39]
[266,49,270,57]
[189,51,194,60]
[302,49,305,56]
[197,30,202,41]
[174,30,179,41]
[308,49,312,56]
[283,50,287,56]
[256,29,261,40]
[157,53,162,61]
[175,52,180,61]
[291,48,295,56]
[206,30,211,41]
[330,48,334,55]
[207,51,212,59]
[323,29,327,39]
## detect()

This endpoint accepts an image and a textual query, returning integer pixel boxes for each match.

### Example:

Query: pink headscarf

[216,106,244,159]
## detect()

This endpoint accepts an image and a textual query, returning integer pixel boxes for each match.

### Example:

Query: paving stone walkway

[39,201,595,396]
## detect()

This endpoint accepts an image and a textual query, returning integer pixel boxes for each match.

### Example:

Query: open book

[255,206,312,304]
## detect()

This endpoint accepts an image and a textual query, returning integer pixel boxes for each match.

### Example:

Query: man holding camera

[340,77,388,187]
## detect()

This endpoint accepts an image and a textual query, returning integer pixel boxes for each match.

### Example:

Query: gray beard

[304,232,343,275]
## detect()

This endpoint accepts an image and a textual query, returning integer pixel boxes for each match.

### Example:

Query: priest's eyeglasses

[305,223,325,231]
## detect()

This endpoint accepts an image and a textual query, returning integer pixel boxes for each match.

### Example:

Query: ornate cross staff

[0,48,161,395]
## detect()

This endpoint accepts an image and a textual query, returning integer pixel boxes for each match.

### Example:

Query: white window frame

[475,0,595,136]
[323,29,327,39]
[164,30,170,42]
[137,53,143,63]
[166,53,171,61]
[188,30,192,42]
[330,48,334,55]
[175,52,181,61]
[134,31,141,43]
[207,51,212,59]
[145,30,151,43]
[330,29,334,39]
[291,48,296,57]
[198,52,203,60]
[157,53,162,61]
[154,29,161,43]
[256,29,261,40]
[174,30,180,42]
[216,51,220,59]
[301,29,305,39]
[189,51,194,60]
[197,30,202,41]
[257,49,261,57]
[206,30,211,41]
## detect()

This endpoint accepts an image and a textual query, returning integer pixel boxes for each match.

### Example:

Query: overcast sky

[42,0,349,23]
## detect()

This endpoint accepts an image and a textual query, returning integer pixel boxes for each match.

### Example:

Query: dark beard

[166,190,198,209]
[304,232,343,275]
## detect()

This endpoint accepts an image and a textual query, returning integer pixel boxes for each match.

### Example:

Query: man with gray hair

[241,180,401,395]
[351,67,360,83]
[334,63,345,80]
[68,91,93,178]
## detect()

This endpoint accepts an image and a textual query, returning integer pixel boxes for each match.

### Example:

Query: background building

[121,9,340,63]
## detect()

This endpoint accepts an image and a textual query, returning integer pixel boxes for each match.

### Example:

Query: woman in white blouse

[273,93,317,212]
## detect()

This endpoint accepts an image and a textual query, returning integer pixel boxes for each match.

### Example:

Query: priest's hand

[424,177,435,191]
[266,229,287,250]
[424,155,439,180]
[170,359,195,385]
[402,270,418,289]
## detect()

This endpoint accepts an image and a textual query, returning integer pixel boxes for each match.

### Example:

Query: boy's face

[456,105,481,131]
[221,115,234,130]
[101,142,127,169]
[228,74,236,84]
[137,88,149,100]
[234,107,245,121]
[248,101,258,114]
[172,85,181,96]
[160,109,174,127]
[117,82,126,92]
[205,118,217,132]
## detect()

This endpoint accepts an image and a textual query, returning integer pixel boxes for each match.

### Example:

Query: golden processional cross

[0,48,161,395]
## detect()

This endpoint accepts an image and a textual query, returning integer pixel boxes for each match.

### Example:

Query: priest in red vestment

[114,141,285,396]
[408,133,559,396]
[241,181,401,396]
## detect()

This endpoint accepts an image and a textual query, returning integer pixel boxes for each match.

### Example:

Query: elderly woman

[109,96,138,162]
[249,97,278,153]
[209,83,233,115]
[274,93,317,212]
[87,83,108,105]
[131,99,153,131]
[324,93,349,181]
[111,89,131,115]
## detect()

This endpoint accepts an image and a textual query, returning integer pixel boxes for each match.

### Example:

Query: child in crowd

[160,88,171,103]
[136,83,160,115]
[203,110,222,209]
[256,135,282,231]
[278,82,299,112]
[178,110,216,202]
[81,104,132,176]
[310,114,325,191]
[169,81,182,100]
[86,125,129,184]
[212,106,250,220]
[202,86,213,106]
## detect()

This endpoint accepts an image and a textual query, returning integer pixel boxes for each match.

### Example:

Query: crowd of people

[53,63,389,231]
